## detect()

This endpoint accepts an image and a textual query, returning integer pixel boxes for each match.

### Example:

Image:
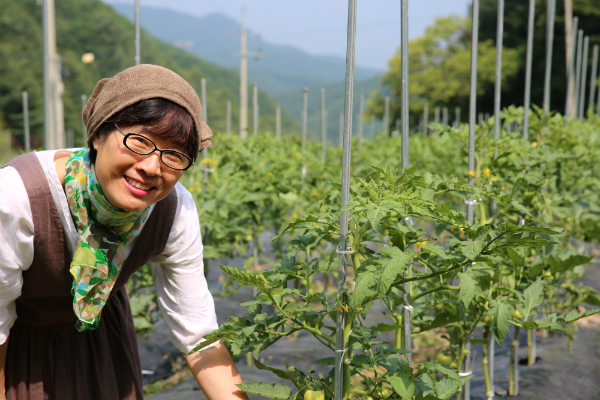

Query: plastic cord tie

[458,371,473,377]
[464,199,481,206]
[336,244,356,255]
[404,305,413,312]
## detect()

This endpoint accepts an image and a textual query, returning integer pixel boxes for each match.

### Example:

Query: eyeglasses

[115,124,194,171]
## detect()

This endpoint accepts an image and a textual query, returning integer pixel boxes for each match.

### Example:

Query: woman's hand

[185,342,249,400]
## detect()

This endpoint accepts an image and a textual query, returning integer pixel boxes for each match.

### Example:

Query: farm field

[131,109,600,399]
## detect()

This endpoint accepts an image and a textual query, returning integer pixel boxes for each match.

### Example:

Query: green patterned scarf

[64,148,150,331]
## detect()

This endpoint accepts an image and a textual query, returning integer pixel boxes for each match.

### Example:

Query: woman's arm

[0,336,8,400]
[185,342,249,400]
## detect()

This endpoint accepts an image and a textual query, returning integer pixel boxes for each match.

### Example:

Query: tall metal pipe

[578,36,589,119]
[358,94,364,151]
[226,99,232,136]
[134,0,140,65]
[523,0,535,139]
[493,0,504,141]
[384,96,390,136]
[574,30,584,116]
[565,17,579,116]
[333,0,356,398]
[201,78,208,183]
[302,87,308,153]
[455,107,461,128]
[588,45,598,114]
[253,83,259,135]
[465,1,480,398]
[423,102,429,134]
[321,89,326,161]
[339,113,343,147]
[276,106,281,138]
[22,92,30,153]
[542,0,556,114]
[442,107,448,127]
[81,94,87,146]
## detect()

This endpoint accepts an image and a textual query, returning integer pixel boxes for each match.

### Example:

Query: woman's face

[93,125,186,212]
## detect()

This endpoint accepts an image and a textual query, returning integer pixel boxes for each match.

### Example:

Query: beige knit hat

[83,64,212,156]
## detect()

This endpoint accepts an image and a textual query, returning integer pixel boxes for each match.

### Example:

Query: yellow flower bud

[468,171,475,179]
[483,168,491,176]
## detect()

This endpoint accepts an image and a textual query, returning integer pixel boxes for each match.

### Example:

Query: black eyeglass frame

[114,124,195,171]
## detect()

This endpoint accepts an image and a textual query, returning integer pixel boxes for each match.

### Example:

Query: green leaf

[584,294,600,307]
[510,200,532,217]
[366,202,391,229]
[376,247,413,299]
[348,272,377,315]
[460,239,484,260]
[421,243,452,259]
[521,279,544,319]
[186,330,236,355]
[253,359,301,389]
[132,317,153,331]
[419,314,462,332]
[491,302,511,345]
[434,377,463,400]
[236,382,293,399]
[129,293,154,317]
[370,323,402,333]
[457,272,477,308]
[311,357,336,365]
[388,373,415,400]
[221,266,269,292]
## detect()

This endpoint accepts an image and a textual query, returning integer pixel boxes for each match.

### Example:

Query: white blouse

[0,150,219,353]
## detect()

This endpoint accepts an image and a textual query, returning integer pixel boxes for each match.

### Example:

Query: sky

[103,0,472,71]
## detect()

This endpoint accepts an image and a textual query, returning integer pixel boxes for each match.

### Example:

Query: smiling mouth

[124,176,155,191]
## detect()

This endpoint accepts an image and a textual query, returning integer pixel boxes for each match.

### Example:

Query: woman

[0,65,248,400]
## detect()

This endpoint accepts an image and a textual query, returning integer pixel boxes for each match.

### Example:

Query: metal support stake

[321,88,327,161]
[523,0,535,140]
[333,0,356,398]
[339,113,344,147]
[578,36,589,119]
[565,17,579,116]
[226,100,232,137]
[302,87,308,153]
[22,92,30,152]
[423,102,429,134]
[276,106,281,138]
[442,107,448,127]
[253,83,259,135]
[588,45,598,114]
[434,106,440,124]
[81,95,87,145]
[465,2,479,399]
[455,107,461,128]
[134,0,140,65]
[574,30,583,116]
[542,0,556,115]
[384,96,390,136]
[201,78,208,184]
[401,0,411,365]
[493,0,504,141]
[358,95,364,151]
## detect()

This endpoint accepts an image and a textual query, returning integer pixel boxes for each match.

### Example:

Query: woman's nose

[137,152,162,176]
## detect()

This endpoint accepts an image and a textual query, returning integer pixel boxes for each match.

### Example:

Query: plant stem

[305,245,312,294]
[351,221,371,270]
[394,313,403,349]
[342,318,353,400]
[509,326,521,396]
[410,285,459,303]
[527,329,535,366]
[482,326,492,397]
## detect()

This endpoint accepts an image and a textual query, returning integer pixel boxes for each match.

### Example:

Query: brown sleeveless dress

[2,153,178,400]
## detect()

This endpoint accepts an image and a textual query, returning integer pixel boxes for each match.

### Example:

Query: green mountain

[0,0,299,150]
[108,4,383,95]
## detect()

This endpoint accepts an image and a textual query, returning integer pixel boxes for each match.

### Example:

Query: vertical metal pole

[239,9,248,139]
[81,94,87,146]
[523,0,535,140]
[565,17,579,116]
[339,113,343,147]
[578,36,589,119]
[226,100,232,137]
[574,30,584,116]
[358,95,364,151]
[542,0,556,115]
[434,106,440,124]
[276,106,281,138]
[423,103,429,134]
[455,107,461,128]
[134,0,140,65]
[321,88,327,161]
[597,75,600,116]
[43,0,54,150]
[302,87,308,153]
[22,92,30,153]
[588,45,598,114]
[253,83,259,135]
[465,2,479,399]
[401,0,411,366]
[384,96,390,136]
[334,1,356,398]
[493,0,504,141]
[201,78,208,184]
[442,107,448,127]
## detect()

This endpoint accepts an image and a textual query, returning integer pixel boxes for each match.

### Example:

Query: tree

[369,16,519,133]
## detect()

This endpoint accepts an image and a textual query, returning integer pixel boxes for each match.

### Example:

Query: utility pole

[226,99,232,136]
[253,83,259,135]
[231,9,262,139]
[358,95,364,151]
[43,0,64,150]
[135,0,140,65]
